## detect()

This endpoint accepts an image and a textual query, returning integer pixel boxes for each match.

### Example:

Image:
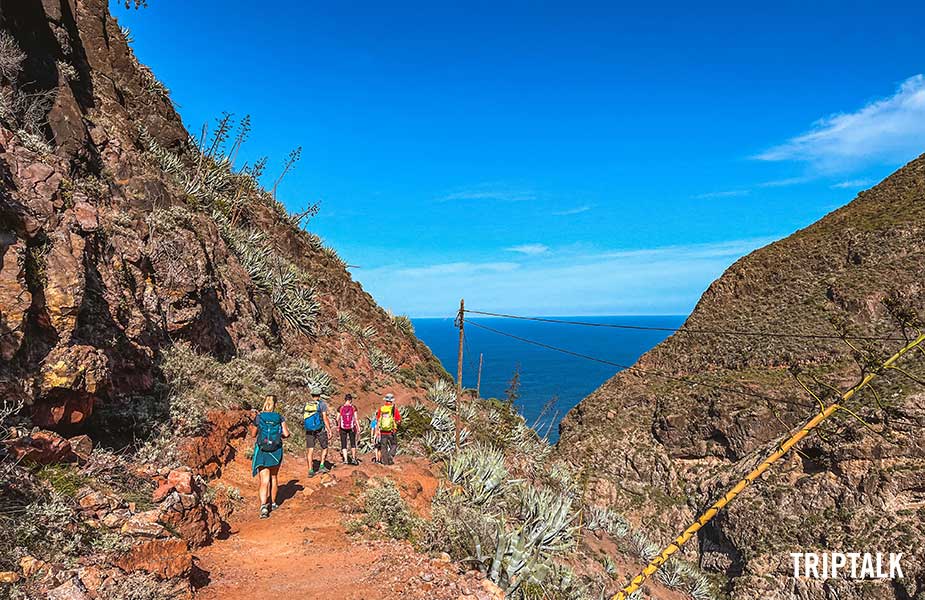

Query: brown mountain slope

[0,0,445,434]
[559,155,925,600]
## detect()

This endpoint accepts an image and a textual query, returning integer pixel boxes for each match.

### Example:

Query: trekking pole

[611,333,925,600]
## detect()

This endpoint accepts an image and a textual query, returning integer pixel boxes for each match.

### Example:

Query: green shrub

[354,479,421,541]
[420,488,498,560]
[398,403,432,440]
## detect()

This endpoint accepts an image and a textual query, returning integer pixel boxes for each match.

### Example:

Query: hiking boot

[308,469,317,478]
[321,463,332,472]
[260,504,270,519]
[271,503,279,511]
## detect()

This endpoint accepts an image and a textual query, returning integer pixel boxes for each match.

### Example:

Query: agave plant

[484,487,578,597]
[446,443,508,506]
[426,379,457,410]
[337,310,357,331]
[322,245,346,268]
[601,555,618,578]
[430,406,456,433]
[584,505,630,538]
[546,461,578,497]
[369,347,398,374]
[654,559,685,589]
[456,401,477,422]
[629,531,661,563]
[213,212,319,334]
[392,313,415,337]
[516,485,578,554]
[422,430,455,456]
[279,360,336,398]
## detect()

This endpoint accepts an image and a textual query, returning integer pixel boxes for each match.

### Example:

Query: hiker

[252,394,290,519]
[369,414,381,464]
[338,393,360,465]
[375,393,401,465]
[303,386,334,477]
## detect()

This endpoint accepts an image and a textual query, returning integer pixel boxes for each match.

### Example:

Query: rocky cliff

[559,156,925,599]
[0,0,444,434]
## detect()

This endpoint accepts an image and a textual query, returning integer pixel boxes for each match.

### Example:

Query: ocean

[412,315,685,442]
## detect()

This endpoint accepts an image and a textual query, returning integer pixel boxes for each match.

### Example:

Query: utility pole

[454,299,464,446]
[476,353,483,398]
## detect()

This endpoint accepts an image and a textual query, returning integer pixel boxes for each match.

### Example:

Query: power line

[465,320,814,410]
[463,309,908,342]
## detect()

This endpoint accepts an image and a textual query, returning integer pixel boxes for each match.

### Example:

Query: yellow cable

[612,333,925,600]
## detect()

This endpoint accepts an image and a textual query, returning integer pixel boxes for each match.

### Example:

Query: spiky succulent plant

[369,347,398,374]
[446,443,508,506]
[427,379,457,410]
[278,360,336,398]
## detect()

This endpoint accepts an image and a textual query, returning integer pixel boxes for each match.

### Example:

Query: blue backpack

[303,400,323,431]
[256,412,283,452]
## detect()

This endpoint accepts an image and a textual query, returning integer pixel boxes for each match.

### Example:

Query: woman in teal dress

[252,394,290,518]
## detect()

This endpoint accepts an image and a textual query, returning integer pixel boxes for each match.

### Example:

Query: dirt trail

[193,449,484,599]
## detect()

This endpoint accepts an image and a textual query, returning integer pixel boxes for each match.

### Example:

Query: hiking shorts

[305,428,328,450]
[339,428,356,449]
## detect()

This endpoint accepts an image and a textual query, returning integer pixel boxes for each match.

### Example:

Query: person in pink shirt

[337,394,360,465]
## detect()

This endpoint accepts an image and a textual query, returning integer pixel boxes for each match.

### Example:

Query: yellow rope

[612,333,925,600]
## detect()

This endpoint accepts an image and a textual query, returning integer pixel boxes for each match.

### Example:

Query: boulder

[20,555,47,578]
[158,492,220,548]
[121,510,167,538]
[151,481,174,503]
[47,578,90,600]
[479,579,504,600]
[115,539,192,579]
[67,434,93,461]
[0,571,20,583]
[0,236,31,361]
[167,468,194,495]
[179,410,251,477]
[72,201,99,233]
[76,488,109,512]
[3,430,76,464]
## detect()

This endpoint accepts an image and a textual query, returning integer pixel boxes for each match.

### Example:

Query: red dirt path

[193,449,487,599]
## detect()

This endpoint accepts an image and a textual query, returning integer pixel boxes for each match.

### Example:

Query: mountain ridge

[558,154,925,599]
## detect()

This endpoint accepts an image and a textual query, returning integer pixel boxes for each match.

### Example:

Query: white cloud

[756,176,812,188]
[754,74,925,173]
[505,243,549,256]
[552,205,593,216]
[438,184,536,203]
[831,178,874,189]
[692,190,751,199]
[353,237,775,317]
[394,262,520,277]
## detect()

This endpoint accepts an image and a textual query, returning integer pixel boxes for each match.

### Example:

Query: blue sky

[113,1,925,317]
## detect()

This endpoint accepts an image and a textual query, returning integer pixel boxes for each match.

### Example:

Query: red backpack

[339,404,357,430]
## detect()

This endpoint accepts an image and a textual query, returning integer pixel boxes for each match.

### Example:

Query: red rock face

[115,539,192,580]
[0,0,443,470]
[179,410,252,477]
